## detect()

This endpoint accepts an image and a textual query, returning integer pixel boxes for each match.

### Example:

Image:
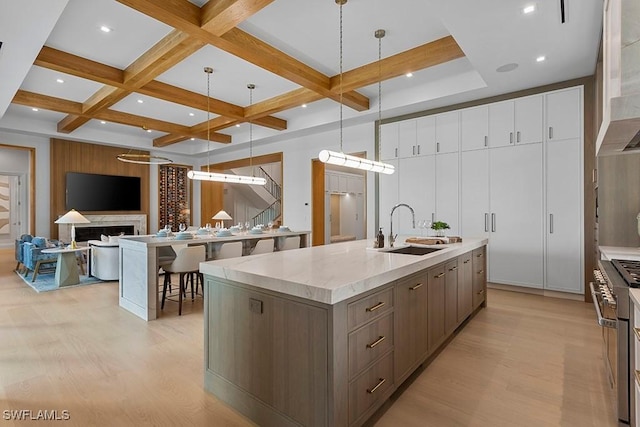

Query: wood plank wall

[49,138,150,239]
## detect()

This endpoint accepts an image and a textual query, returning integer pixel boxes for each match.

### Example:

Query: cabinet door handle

[477,252,483,258]
[509,132,513,144]
[478,289,485,294]
[413,145,416,155]
[463,259,470,264]
[484,213,489,232]
[417,144,421,155]
[395,148,398,158]
[549,127,553,139]
[635,370,640,388]
[549,213,554,234]
[634,327,640,342]
[449,266,458,271]
[436,142,440,153]
[484,135,488,147]
[432,213,435,223]
[365,301,385,312]
[367,378,386,394]
[366,335,386,349]
[410,283,423,291]
[491,213,496,232]
[477,270,484,274]
[516,131,521,143]
[435,272,445,279]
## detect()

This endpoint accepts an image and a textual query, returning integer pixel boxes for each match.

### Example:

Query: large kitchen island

[201,237,488,427]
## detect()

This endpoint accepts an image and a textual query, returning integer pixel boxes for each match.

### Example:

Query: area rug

[15,270,106,293]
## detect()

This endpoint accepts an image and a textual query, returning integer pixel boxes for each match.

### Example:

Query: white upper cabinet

[488,101,515,148]
[435,111,459,154]
[546,88,581,141]
[398,155,435,235]
[416,115,436,156]
[435,152,459,235]
[489,95,543,148]
[460,105,489,151]
[379,159,399,234]
[514,95,543,145]
[380,122,399,160]
[460,149,489,238]
[398,120,418,158]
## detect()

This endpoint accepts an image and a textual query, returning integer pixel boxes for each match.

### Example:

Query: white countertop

[200,237,488,305]
[117,230,310,248]
[600,246,640,262]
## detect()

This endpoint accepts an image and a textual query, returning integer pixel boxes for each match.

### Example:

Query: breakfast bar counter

[201,237,488,427]
[117,230,310,321]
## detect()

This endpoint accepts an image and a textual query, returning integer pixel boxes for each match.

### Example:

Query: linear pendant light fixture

[318,0,395,175]
[187,67,265,185]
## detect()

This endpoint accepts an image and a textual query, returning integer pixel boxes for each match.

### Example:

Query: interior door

[489,143,544,288]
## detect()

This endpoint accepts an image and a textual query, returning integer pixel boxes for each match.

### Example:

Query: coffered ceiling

[0,0,603,158]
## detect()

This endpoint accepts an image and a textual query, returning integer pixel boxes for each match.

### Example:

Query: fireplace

[75,225,134,242]
[57,214,147,243]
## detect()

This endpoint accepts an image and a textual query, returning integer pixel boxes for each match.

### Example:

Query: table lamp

[212,210,232,229]
[55,209,90,249]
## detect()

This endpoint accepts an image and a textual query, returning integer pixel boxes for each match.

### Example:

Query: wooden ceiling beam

[115,0,201,33]
[34,47,125,87]
[332,36,466,93]
[200,0,274,36]
[13,90,231,143]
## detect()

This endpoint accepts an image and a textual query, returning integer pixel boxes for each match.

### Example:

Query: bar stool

[161,245,205,316]
[217,241,243,259]
[280,236,300,251]
[158,245,177,292]
[251,239,274,255]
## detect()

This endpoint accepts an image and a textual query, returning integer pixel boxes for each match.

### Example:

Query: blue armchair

[14,234,33,273]
[22,237,59,282]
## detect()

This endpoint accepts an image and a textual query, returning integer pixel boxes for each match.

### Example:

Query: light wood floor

[1,248,615,426]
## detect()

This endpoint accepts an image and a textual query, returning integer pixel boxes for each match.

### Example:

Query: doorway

[0,173,28,247]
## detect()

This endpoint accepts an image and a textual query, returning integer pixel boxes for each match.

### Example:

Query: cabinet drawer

[348,312,394,379]
[348,287,394,331]
[349,351,394,426]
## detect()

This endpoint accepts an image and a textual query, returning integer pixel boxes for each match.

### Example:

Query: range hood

[596,0,640,155]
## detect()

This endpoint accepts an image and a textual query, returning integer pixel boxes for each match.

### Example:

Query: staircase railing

[252,199,281,227]
[255,167,281,201]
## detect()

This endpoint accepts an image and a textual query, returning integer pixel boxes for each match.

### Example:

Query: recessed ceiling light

[146,129,152,133]
[536,55,546,62]
[100,121,106,124]
[31,108,38,112]
[406,72,413,78]
[189,112,195,117]
[301,104,307,108]
[56,78,64,84]
[236,124,241,127]
[137,99,144,104]
[496,63,519,72]
[100,25,112,33]
[523,5,536,14]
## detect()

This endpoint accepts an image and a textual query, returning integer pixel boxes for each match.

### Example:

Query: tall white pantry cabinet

[379,86,583,294]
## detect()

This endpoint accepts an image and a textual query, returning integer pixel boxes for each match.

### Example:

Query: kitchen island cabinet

[201,238,487,426]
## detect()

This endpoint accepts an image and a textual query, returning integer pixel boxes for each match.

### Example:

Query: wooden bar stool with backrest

[161,245,205,316]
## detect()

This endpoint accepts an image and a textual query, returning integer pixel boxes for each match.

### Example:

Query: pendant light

[318,0,395,175]
[187,68,266,185]
[117,151,172,165]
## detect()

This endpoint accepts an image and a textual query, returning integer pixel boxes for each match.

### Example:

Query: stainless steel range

[592,259,636,426]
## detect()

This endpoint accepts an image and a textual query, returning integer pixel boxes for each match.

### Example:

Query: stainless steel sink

[383,246,443,255]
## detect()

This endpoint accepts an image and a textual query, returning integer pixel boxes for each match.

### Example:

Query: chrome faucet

[389,203,415,247]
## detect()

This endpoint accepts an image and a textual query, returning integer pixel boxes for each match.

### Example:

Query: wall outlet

[249,298,263,314]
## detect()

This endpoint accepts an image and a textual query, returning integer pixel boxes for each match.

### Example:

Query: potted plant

[431,221,450,237]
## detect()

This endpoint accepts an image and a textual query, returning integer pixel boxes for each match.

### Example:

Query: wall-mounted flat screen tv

[65,172,141,211]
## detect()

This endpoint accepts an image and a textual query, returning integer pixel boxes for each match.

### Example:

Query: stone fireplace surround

[57,214,147,243]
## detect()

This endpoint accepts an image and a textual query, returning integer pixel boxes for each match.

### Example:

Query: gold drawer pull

[463,260,470,264]
[478,289,485,294]
[634,328,640,342]
[477,253,484,257]
[366,336,386,349]
[367,378,386,394]
[435,272,445,279]
[366,301,385,312]
[636,370,640,388]
[410,283,423,291]
[477,270,484,274]
[449,266,458,271]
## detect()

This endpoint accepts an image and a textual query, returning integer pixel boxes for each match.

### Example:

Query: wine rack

[159,164,191,231]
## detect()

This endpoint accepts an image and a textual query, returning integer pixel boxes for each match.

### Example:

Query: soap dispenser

[377,227,385,248]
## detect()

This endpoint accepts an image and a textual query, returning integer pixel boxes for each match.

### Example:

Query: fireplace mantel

[57,214,147,242]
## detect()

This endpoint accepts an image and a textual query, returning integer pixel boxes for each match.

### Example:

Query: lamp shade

[212,210,233,221]
[54,209,90,224]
